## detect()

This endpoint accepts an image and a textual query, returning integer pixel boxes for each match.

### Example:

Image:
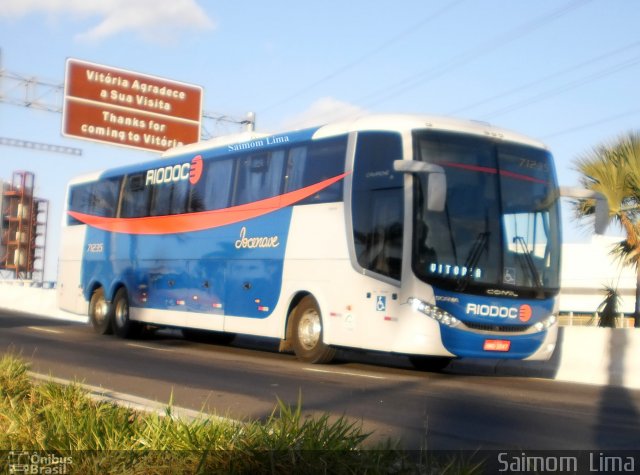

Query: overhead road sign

[62,58,202,153]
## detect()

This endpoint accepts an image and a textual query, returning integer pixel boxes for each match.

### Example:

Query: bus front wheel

[89,288,113,335]
[290,296,336,364]
[112,288,140,339]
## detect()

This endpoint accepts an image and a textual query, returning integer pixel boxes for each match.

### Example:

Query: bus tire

[89,287,113,335]
[408,355,453,372]
[112,288,140,339]
[290,295,336,364]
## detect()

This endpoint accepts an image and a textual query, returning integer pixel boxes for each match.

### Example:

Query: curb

[28,371,239,425]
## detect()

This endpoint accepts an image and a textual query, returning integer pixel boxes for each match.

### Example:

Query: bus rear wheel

[112,288,140,339]
[290,296,336,364]
[89,288,113,335]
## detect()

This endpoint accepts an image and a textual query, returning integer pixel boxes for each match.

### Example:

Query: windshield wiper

[513,236,543,294]
[456,231,490,291]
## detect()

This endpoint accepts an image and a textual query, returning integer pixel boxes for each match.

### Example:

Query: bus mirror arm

[393,160,447,212]
[559,187,608,234]
[393,160,442,174]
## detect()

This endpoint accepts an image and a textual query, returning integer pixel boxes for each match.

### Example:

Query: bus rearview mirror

[559,186,609,234]
[393,160,447,212]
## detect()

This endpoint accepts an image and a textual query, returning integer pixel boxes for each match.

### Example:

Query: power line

[356,0,594,110]
[540,108,640,140]
[257,0,468,114]
[449,40,640,116]
[480,54,640,120]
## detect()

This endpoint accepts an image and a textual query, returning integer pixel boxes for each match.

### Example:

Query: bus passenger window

[284,136,347,204]
[68,177,121,223]
[233,151,284,205]
[190,157,234,211]
[170,180,189,215]
[121,173,151,218]
[150,185,172,216]
[146,173,190,216]
[67,184,92,225]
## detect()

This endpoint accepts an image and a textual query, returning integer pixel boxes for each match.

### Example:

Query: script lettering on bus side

[227,134,290,152]
[234,227,280,249]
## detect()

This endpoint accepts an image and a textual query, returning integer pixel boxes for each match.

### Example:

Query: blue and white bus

[58,114,569,368]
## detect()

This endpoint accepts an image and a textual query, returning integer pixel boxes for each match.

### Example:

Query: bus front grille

[464,322,532,333]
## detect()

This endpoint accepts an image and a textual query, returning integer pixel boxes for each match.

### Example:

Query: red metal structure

[1,171,48,280]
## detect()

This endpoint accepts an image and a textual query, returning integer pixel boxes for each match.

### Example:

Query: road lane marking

[28,326,62,334]
[303,367,386,380]
[127,342,176,353]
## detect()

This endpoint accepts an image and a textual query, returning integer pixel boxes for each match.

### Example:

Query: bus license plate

[483,339,511,352]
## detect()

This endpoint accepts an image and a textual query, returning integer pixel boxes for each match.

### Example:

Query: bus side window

[352,132,404,280]
[67,184,91,225]
[68,177,121,224]
[150,184,172,216]
[233,151,285,206]
[284,147,307,193]
[189,157,234,212]
[147,169,190,217]
[284,136,347,204]
[121,173,151,218]
[170,179,189,215]
[91,177,121,217]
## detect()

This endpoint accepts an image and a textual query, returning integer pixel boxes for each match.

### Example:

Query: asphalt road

[1,310,639,451]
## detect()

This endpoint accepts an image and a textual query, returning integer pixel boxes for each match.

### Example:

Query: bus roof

[161,114,547,159]
[310,114,548,149]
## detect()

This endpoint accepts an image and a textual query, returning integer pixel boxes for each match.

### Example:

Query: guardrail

[559,313,636,328]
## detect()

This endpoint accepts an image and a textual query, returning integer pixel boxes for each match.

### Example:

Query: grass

[0,354,483,474]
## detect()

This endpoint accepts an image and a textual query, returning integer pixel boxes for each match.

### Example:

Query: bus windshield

[412,130,561,298]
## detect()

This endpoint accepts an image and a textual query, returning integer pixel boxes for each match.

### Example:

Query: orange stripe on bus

[68,173,348,235]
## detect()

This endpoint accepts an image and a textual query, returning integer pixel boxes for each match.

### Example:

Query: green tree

[574,131,640,327]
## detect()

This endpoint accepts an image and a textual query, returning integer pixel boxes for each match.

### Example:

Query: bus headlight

[533,314,557,332]
[408,298,460,328]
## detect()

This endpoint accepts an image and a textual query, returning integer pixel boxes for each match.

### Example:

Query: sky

[1,0,639,280]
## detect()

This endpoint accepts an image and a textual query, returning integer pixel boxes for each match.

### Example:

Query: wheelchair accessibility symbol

[376,296,387,312]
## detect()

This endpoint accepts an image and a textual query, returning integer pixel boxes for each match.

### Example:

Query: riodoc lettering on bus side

[145,155,203,186]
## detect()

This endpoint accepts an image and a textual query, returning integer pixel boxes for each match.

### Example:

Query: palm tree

[574,130,640,327]
[597,285,620,328]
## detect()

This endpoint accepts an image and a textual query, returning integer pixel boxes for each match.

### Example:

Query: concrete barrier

[0,280,86,323]
[555,327,640,389]
[1,282,639,389]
